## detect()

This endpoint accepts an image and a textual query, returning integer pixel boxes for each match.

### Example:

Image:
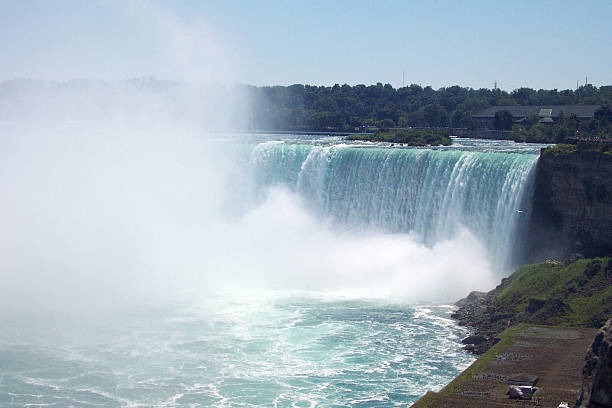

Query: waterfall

[249,141,539,272]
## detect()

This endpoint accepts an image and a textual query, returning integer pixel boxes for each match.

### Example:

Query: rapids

[0,133,547,407]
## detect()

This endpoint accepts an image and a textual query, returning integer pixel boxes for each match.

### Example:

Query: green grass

[492,258,611,327]
[541,143,578,156]
[413,258,611,407]
[542,142,612,156]
[411,325,526,408]
[565,284,612,327]
[494,261,580,304]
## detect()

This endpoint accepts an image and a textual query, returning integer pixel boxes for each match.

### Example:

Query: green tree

[380,118,396,128]
[450,110,475,129]
[594,104,612,124]
[244,82,612,133]
[494,110,514,130]
[422,104,449,127]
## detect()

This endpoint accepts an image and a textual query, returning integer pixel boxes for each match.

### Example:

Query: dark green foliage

[584,259,603,279]
[380,118,395,128]
[541,143,578,156]
[492,258,612,327]
[243,83,612,132]
[541,141,611,157]
[347,128,451,146]
[422,104,449,127]
[529,298,571,325]
[494,110,514,130]
[512,104,612,144]
[594,103,612,124]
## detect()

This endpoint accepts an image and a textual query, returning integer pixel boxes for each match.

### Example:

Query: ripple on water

[0,294,474,407]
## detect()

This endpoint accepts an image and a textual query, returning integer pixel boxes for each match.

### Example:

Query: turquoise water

[247,137,545,271]
[0,293,473,407]
[0,134,546,407]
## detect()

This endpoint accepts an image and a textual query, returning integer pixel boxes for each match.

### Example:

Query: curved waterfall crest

[249,141,539,271]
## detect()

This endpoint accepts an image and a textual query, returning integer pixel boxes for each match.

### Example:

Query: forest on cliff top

[245,83,612,132]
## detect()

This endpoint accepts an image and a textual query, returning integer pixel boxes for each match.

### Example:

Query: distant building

[472,105,601,129]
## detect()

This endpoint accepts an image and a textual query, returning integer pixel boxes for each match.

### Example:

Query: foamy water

[0,132,546,407]
[0,292,474,407]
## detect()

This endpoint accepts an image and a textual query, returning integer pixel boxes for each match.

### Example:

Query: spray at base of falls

[0,131,545,407]
[250,140,540,275]
[0,129,541,313]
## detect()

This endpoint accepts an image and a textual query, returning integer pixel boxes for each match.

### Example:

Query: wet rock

[462,335,487,345]
[576,318,612,408]
[455,291,489,308]
[490,313,514,323]
[527,150,612,260]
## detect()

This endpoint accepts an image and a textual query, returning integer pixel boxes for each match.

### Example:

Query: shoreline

[414,257,612,406]
[411,324,596,407]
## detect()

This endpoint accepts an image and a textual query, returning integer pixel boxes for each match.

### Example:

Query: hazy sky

[1,0,610,90]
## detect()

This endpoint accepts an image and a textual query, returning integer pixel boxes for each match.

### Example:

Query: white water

[0,120,546,406]
[248,137,542,274]
[0,4,548,404]
[0,293,474,407]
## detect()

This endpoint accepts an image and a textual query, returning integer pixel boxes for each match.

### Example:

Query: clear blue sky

[1,0,610,90]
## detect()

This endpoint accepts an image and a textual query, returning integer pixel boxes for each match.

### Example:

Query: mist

[0,2,499,324]
[0,4,542,407]
[217,187,496,299]
[0,84,496,320]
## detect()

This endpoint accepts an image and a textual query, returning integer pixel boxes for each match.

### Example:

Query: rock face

[451,288,507,354]
[451,258,611,355]
[576,318,612,408]
[527,147,612,261]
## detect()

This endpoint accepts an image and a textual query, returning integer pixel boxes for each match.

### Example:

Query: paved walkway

[412,325,597,407]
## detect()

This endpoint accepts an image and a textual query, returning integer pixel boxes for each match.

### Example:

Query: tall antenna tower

[402,71,405,88]
[494,80,497,90]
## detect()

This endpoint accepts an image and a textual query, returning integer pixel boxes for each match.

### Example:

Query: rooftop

[473,105,601,119]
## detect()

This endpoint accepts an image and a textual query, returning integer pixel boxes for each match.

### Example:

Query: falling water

[249,138,541,272]
[0,128,546,407]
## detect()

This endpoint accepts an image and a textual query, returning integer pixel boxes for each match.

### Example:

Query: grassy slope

[493,258,612,328]
[413,325,525,408]
[414,258,611,407]
[542,142,612,156]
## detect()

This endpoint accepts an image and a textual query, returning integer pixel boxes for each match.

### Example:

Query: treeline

[512,104,612,143]
[244,83,612,132]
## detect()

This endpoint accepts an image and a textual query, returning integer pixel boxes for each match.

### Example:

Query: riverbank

[410,257,611,406]
[411,324,597,407]
[452,258,611,354]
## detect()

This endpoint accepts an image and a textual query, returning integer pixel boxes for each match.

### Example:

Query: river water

[0,293,474,407]
[0,133,546,407]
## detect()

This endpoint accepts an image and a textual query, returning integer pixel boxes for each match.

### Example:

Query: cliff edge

[576,318,612,408]
[453,258,612,354]
[527,144,612,261]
